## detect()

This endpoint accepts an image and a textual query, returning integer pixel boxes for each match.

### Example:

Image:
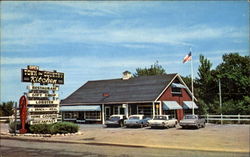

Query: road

[1,139,249,157]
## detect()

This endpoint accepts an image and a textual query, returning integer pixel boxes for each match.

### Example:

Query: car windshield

[185,115,197,119]
[109,116,120,120]
[129,116,140,120]
[153,116,167,120]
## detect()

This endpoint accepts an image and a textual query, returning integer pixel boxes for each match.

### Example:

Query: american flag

[183,52,192,63]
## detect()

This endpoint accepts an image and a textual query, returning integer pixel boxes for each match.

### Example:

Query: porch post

[159,101,162,115]
[125,104,129,118]
[152,102,155,118]
[102,104,105,125]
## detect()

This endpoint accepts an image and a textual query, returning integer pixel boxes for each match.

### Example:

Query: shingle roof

[61,73,177,104]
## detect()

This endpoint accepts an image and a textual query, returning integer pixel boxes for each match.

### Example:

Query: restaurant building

[60,72,198,124]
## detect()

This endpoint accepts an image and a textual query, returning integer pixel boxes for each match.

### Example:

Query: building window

[137,105,152,118]
[113,106,125,115]
[85,111,101,120]
[114,106,119,114]
[64,112,78,119]
[163,110,177,119]
[119,107,125,114]
[171,87,182,96]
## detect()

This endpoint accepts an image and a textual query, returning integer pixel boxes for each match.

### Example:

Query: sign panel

[30,119,57,125]
[27,85,59,91]
[28,65,39,70]
[29,114,58,119]
[28,107,58,112]
[27,93,58,98]
[29,100,60,105]
[22,69,64,85]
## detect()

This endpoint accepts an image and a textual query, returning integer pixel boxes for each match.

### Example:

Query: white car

[148,115,177,129]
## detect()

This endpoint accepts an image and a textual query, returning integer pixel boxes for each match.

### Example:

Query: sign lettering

[30,119,57,125]
[29,100,60,105]
[29,114,58,119]
[27,93,58,98]
[28,107,58,112]
[27,85,59,91]
[22,69,64,85]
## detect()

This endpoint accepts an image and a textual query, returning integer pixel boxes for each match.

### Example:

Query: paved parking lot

[1,123,249,153]
[54,123,250,152]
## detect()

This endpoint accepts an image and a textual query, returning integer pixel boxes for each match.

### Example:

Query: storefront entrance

[105,106,111,120]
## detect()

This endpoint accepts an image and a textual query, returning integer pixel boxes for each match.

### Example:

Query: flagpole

[190,48,194,115]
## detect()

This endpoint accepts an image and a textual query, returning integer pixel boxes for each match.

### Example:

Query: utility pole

[219,79,223,125]
[219,79,222,111]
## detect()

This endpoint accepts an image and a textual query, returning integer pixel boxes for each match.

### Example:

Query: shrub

[9,121,21,133]
[28,122,79,134]
[29,124,52,134]
[50,122,79,134]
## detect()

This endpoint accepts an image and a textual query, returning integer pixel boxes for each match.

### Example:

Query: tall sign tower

[21,65,64,125]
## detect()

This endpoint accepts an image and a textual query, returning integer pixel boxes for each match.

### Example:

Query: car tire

[119,122,124,127]
[140,123,143,128]
[202,123,206,128]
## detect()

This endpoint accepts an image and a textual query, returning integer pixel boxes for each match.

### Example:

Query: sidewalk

[1,123,249,153]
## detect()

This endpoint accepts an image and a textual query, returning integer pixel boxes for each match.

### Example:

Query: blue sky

[1,1,249,102]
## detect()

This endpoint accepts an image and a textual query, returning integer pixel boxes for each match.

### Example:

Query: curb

[1,135,249,153]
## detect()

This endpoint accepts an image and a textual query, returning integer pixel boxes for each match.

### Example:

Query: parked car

[148,115,177,129]
[179,114,206,129]
[124,115,151,128]
[105,115,126,127]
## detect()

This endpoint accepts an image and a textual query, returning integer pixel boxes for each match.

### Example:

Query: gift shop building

[60,73,198,124]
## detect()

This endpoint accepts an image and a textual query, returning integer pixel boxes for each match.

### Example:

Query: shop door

[78,112,85,120]
[105,106,111,120]
[119,106,125,115]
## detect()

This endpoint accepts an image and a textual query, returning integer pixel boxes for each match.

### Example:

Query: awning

[171,83,186,88]
[183,101,198,109]
[60,105,101,112]
[163,101,182,110]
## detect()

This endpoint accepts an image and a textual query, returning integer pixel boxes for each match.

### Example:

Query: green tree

[0,101,15,116]
[197,55,218,105]
[215,53,250,114]
[133,61,166,77]
[183,53,249,115]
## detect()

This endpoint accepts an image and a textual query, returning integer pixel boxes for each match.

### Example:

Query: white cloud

[56,2,123,17]
[198,49,248,56]
[0,12,29,20]
[2,16,246,48]
[1,57,58,65]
